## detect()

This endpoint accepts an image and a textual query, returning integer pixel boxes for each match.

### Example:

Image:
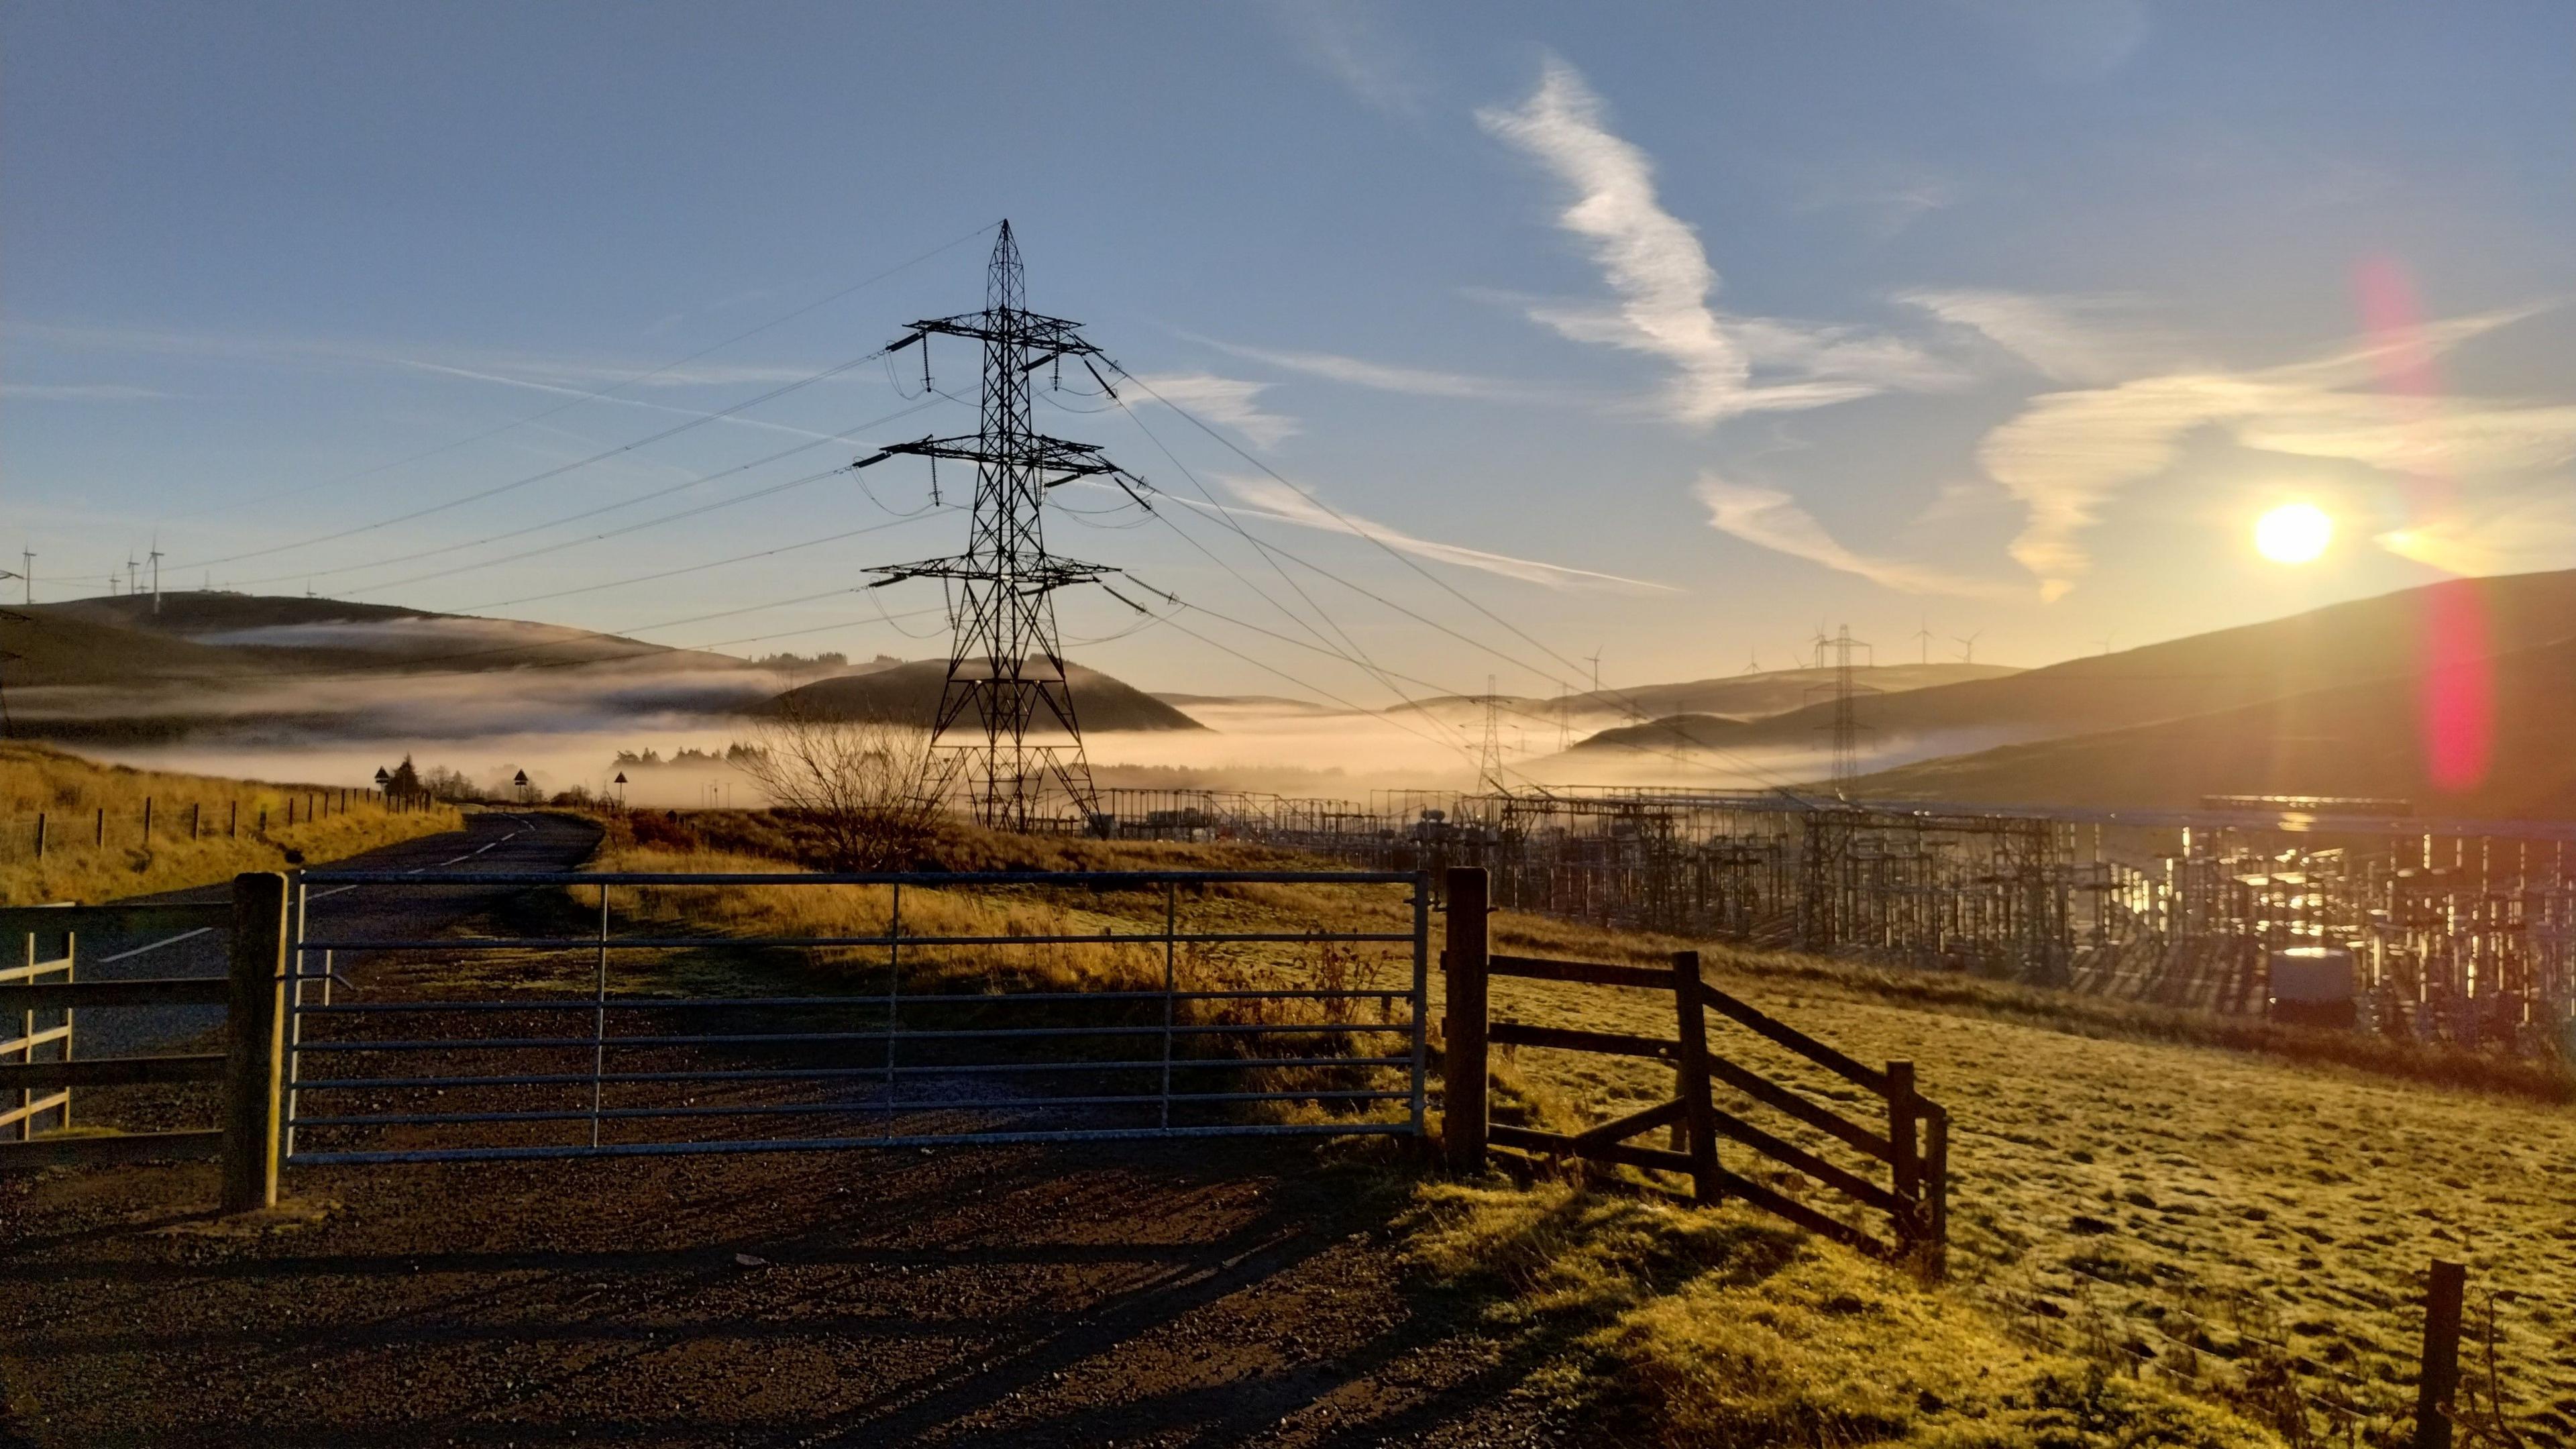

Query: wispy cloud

[1214,475,1674,592]
[1894,288,2167,384]
[1271,0,1426,114]
[1478,58,1943,425]
[1969,302,2575,597]
[1186,334,1568,405]
[1693,474,2021,598]
[1790,163,1962,241]
[0,382,172,401]
[1118,372,1298,449]
[11,319,847,389]
[2377,484,2576,576]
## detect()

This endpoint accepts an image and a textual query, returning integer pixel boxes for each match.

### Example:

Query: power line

[170,221,1000,522]
[170,345,902,572]
[219,396,953,592]
[1100,361,1816,798]
[458,508,954,612]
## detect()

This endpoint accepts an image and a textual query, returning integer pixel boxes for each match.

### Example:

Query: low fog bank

[79,695,1912,810]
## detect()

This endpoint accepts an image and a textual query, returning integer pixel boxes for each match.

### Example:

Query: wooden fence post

[1886,1060,1921,1252]
[1442,865,1489,1173]
[1923,1106,1949,1279]
[33,813,43,859]
[1670,950,1718,1204]
[143,796,153,841]
[2413,1258,2465,1449]
[221,871,290,1214]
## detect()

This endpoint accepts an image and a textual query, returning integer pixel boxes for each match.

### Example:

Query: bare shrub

[730,692,937,871]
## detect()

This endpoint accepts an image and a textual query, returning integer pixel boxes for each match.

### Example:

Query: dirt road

[1,1140,1567,1446]
[63,810,603,1059]
[1,816,1569,1448]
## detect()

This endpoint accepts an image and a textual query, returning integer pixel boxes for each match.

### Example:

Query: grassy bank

[0,741,462,904]
[1409,1181,2275,1448]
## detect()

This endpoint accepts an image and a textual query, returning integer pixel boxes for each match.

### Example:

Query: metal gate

[280,869,1429,1165]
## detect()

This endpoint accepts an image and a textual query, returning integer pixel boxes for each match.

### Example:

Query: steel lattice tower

[869,223,1138,831]
[1811,624,1875,789]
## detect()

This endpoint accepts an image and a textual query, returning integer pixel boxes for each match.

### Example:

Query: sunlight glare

[2254,502,2334,564]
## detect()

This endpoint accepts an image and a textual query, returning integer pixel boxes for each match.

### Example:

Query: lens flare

[2253,502,2334,564]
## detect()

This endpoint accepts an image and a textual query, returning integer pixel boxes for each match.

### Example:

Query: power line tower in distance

[1808,624,1878,790]
[868,221,1149,833]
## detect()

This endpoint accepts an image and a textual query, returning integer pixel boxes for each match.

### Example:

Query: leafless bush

[730,692,938,871]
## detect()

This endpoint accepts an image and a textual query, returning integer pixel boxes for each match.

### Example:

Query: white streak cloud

[1185,336,1564,404]
[1963,301,2576,597]
[1214,475,1674,592]
[0,382,173,401]
[1118,372,1298,449]
[1478,59,1949,424]
[1693,474,2021,598]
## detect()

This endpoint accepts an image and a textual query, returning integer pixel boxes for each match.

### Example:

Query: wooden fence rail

[1442,865,1950,1274]
[0,879,284,1210]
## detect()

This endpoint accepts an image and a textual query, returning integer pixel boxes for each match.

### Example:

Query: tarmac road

[50,811,602,1059]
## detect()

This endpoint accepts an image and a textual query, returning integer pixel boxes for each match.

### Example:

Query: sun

[2254,502,2334,564]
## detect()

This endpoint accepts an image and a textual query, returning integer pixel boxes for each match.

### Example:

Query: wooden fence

[1441,865,1950,1273]
[0,874,288,1210]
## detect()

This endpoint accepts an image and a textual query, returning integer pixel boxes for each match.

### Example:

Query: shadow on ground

[1,1138,1595,1448]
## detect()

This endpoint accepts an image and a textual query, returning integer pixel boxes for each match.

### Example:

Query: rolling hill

[1395,661,2019,731]
[1696,569,2576,757]
[1845,629,2576,818]
[1567,712,1755,755]
[18,592,749,683]
[760,659,1205,733]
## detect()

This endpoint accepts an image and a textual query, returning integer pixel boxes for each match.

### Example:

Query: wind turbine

[2094,630,2118,655]
[1741,647,1761,675]
[1913,614,1935,666]
[1952,631,1985,664]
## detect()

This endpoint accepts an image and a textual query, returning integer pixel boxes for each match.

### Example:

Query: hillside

[1394,661,2019,731]
[20,592,749,681]
[761,658,1205,733]
[0,593,776,745]
[1566,711,1754,754]
[1713,569,2576,756]
[1847,629,2576,818]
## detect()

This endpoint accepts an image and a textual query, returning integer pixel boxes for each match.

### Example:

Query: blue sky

[7,1,2573,700]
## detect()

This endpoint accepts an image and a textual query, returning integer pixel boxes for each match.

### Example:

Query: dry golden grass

[566,814,2576,1444]
[0,741,462,905]
[1459,910,2576,1445]
[1407,1182,2275,1448]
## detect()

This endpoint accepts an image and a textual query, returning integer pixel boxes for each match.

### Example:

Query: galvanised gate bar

[280,869,1430,1165]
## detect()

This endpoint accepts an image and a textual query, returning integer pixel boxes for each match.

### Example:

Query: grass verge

[0,741,462,904]
[1407,1179,2279,1448]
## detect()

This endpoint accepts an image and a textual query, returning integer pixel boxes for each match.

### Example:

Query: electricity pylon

[867,222,1148,832]
[1808,625,1877,790]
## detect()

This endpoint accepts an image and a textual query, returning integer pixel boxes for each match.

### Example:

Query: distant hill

[17,592,747,682]
[1847,631,2576,820]
[1395,661,2019,730]
[1567,713,1754,755]
[1151,692,1339,713]
[1717,569,2576,755]
[761,659,1205,733]
[0,592,771,745]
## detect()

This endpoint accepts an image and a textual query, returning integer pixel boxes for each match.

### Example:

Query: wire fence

[0,789,429,861]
